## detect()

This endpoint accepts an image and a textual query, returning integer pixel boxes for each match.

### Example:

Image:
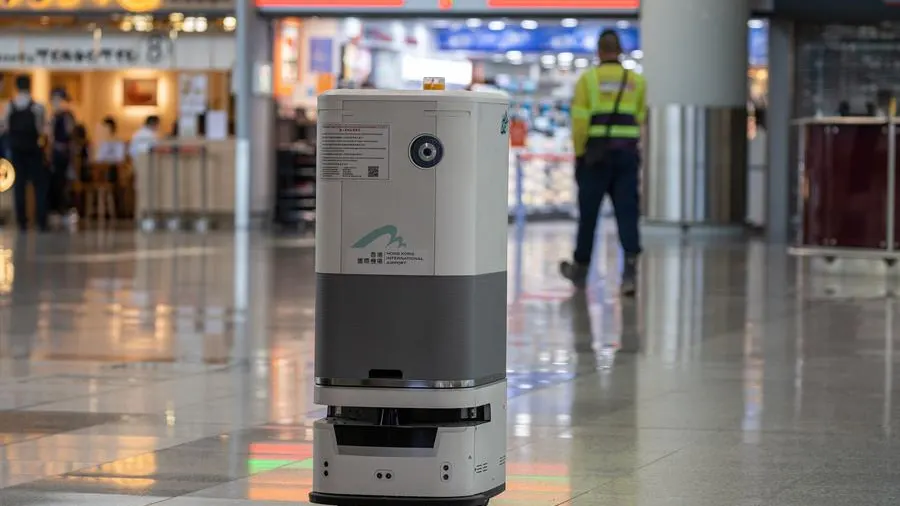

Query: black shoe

[560,260,589,289]
[621,255,638,297]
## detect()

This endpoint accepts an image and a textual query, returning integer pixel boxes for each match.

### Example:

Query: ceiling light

[616,20,630,29]
[561,18,577,28]
[575,58,588,68]
[195,16,208,32]
[223,16,236,31]
[540,54,556,65]
[488,20,505,31]
[520,19,538,30]
[630,49,643,59]
[558,52,574,63]
[466,18,482,28]
[169,12,184,22]
[506,50,523,61]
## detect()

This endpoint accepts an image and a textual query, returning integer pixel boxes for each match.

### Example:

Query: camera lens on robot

[409,134,444,169]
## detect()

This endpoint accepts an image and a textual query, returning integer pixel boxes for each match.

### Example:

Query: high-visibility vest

[573,63,646,140]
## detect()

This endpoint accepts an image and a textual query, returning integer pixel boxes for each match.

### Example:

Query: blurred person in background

[129,114,160,159]
[95,116,125,166]
[559,29,646,297]
[48,87,76,226]
[72,125,91,184]
[0,74,49,231]
[0,74,8,160]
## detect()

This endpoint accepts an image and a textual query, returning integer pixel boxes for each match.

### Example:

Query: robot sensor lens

[410,135,444,169]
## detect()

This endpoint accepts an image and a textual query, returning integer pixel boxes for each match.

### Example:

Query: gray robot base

[309,484,505,506]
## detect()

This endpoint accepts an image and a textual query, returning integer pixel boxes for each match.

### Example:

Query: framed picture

[122,78,158,107]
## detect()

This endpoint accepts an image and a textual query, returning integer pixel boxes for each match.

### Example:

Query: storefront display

[509,152,577,220]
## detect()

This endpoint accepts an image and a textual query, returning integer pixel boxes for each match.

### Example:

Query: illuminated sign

[0,0,160,10]
[256,0,638,12]
[257,0,403,7]
[487,0,637,7]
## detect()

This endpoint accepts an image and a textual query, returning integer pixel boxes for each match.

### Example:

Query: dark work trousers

[49,153,71,214]
[573,148,642,265]
[10,150,49,230]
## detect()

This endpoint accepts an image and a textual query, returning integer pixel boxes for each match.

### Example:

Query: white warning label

[319,124,390,180]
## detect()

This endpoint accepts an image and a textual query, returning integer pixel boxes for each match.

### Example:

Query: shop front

[257,0,770,226]
[771,0,900,265]
[0,29,235,222]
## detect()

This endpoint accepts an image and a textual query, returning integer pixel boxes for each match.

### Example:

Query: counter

[133,139,236,221]
[794,116,900,254]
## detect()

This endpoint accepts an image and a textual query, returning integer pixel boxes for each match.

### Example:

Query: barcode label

[367,166,379,178]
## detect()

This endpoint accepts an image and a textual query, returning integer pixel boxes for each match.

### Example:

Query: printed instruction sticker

[319,124,390,180]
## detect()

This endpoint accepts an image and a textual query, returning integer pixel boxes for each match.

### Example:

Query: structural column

[235,1,275,228]
[641,0,750,226]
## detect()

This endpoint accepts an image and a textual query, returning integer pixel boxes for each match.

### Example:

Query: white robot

[310,89,510,506]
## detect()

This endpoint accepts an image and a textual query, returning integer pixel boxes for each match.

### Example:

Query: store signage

[0,33,232,70]
[487,0,637,7]
[256,0,403,7]
[435,26,640,55]
[0,35,170,66]
[436,25,769,65]
[0,0,161,11]
[256,0,636,12]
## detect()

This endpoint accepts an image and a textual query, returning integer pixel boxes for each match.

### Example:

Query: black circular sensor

[409,135,444,169]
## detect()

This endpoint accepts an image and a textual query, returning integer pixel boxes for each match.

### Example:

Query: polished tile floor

[0,222,897,505]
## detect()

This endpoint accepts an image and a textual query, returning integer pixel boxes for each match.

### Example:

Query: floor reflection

[0,224,893,505]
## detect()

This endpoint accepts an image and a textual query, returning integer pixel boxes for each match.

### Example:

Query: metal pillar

[766,19,793,244]
[234,0,254,230]
[641,0,750,227]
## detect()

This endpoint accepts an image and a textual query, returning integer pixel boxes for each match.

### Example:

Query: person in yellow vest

[560,29,646,296]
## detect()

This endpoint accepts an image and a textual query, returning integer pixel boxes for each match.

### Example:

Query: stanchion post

[168,147,181,231]
[141,148,158,231]
[195,145,210,232]
[887,98,897,252]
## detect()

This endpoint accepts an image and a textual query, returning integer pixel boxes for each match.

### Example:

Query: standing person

[48,87,76,225]
[559,29,647,296]
[0,75,48,231]
[129,115,160,159]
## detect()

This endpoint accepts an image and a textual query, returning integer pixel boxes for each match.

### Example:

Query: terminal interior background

[1,1,900,505]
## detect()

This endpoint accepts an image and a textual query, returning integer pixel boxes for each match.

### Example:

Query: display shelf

[275,146,316,227]
[508,151,577,220]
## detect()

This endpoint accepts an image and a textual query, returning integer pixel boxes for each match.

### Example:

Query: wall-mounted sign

[309,37,334,73]
[0,33,233,70]
[487,0,637,7]
[436,26,640,54]
[256,0,637,13]
[436,24,770,65]
[0,0,161,11]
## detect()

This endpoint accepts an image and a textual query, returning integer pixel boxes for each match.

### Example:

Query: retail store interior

[274,16,769,226]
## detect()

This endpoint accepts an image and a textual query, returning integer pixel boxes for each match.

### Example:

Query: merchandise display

[509,151,577,219]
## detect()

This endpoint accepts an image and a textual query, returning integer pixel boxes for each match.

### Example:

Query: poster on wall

[309,37,334,74]
[179,73,208,115]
